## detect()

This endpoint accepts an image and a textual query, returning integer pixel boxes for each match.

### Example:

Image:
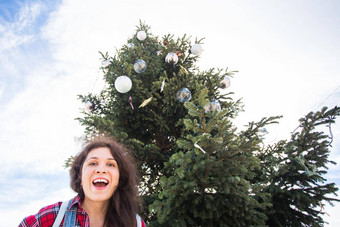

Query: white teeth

[93,179,108,184]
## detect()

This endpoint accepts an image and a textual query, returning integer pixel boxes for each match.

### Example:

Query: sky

[0,0,339,226]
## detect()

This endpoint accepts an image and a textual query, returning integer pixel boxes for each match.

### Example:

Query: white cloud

[0,65,90,174]
[0,1,43,51]
[1,186,76,226]
[0,23,4,32]
[0,82,4,99]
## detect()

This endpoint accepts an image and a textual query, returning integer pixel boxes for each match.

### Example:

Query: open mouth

[92,178,109,188]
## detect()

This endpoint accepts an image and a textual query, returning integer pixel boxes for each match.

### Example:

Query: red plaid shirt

[19,196,146,227]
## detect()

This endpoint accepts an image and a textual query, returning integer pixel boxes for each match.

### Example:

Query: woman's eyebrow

[86,157,116,161]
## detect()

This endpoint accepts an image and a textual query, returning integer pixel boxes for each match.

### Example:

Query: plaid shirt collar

[70,195,82,209]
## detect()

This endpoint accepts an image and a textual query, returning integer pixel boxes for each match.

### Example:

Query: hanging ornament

[259,128,268,133]
[160,79,165,92]
[179,65,189,75]
[163,40,168,46]
[137,31,147,41]
[114,76,132,93]
[84,101,95,112]
[165,52,179,65]
[139,97,153,108]
[129,96,134,109]
[194,142,206,154]
[220,76,231,90]
[175,51,182,57]
[204,100,221,113]
[176,88,192,102]
[102,60,110,73]
[191,44,203,55]
[102,59,111,68]
[127,43,135,48]
[194,133,207,153]
[134,59,147,73]
[156,50,162,56]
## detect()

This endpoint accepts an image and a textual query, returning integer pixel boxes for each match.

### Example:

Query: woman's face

[81,147,120,203]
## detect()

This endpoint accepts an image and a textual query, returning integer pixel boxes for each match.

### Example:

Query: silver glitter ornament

[204,100,221,113]
[165,52,179,65]
[176,88,192,102]
[134,59,147,73]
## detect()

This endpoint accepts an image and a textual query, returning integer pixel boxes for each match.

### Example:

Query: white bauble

[115,76,132,93]
[137,31,147,41]
[191,44,203,55]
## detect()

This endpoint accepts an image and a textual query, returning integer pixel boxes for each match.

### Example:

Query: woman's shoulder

[18,196,80,227]
[19,201,62,227]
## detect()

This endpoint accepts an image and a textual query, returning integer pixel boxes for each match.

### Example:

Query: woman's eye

[107,163,115,167]
[89,162,96,166]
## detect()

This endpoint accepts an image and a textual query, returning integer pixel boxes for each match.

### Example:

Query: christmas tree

[76,22,339,226]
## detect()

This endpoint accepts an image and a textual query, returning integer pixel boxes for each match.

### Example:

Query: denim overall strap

[136,214,142,227]
[52,201,68,227]
[62,199,77,227]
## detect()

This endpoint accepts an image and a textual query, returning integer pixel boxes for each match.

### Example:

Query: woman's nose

[96,167,107,173]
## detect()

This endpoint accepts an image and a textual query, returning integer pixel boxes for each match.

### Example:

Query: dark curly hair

[70,136,140,227]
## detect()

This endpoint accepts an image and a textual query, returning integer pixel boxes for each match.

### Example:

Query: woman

[19,137,146,227]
